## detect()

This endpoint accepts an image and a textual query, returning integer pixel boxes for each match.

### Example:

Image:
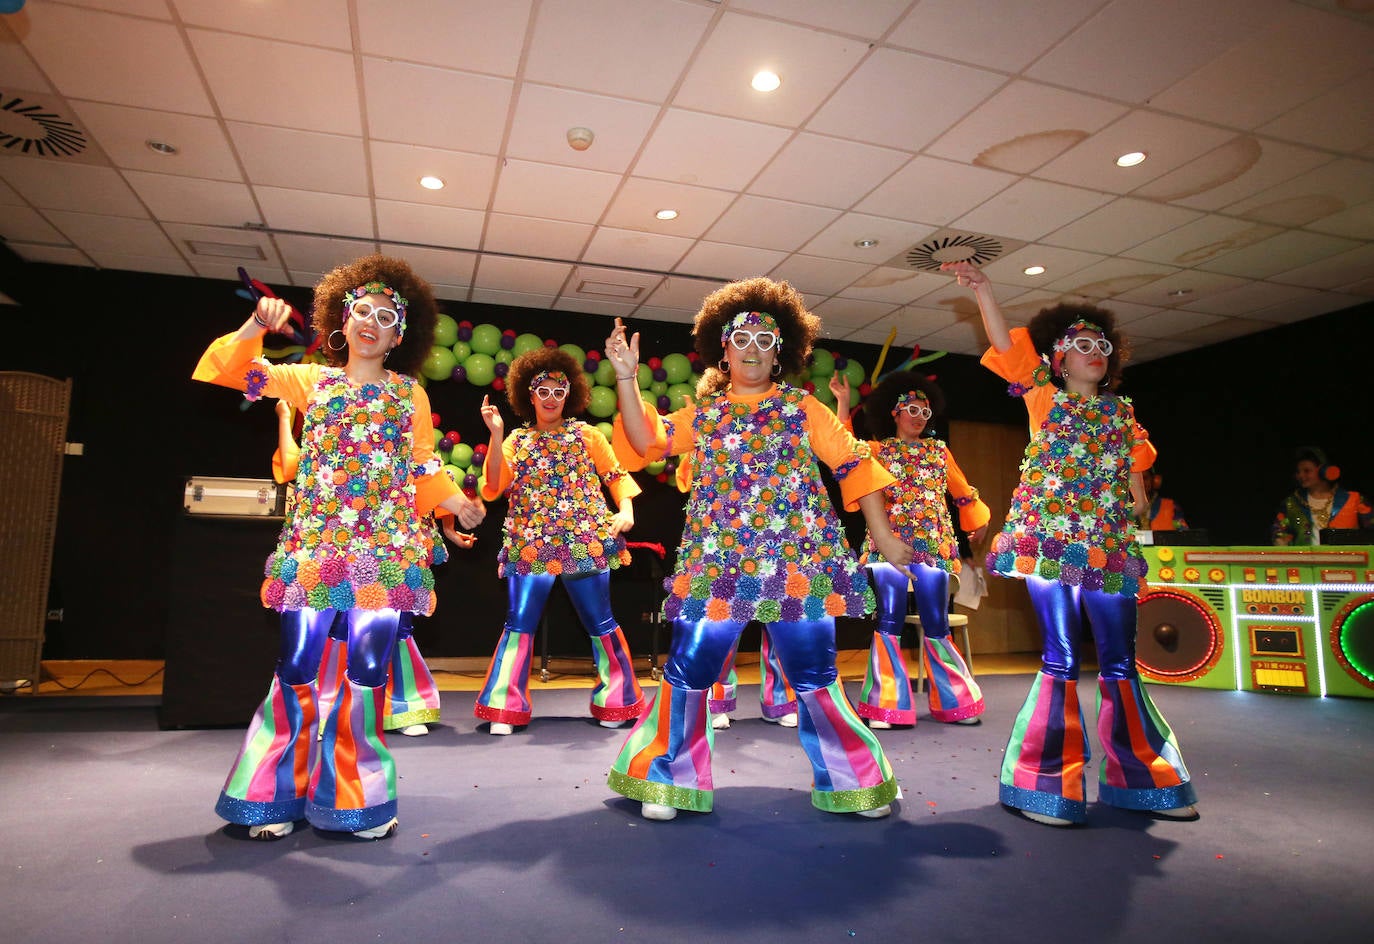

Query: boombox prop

[1135,545,1374,698]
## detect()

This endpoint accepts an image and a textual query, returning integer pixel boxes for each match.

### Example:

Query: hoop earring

[718,359,730,373]
[328,329,347,352]
[771,362,782,377]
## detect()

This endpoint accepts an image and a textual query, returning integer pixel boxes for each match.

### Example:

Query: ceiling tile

[855,156,1015,227]
[601,178,736,239]
[630,306,704,325]
[645,276,728,312]
[274,234,380,274]
[673,12,869,126]
[523,0,713,100]
[1170,316,1272,347]
[1042,257,1177,298]
[888,0,1104,72]
[705,195,839,252]
[1258,70,1374,154]
[377,244,478,289]
[1123,215,1282,269]
[982,244,1107,289]
[1043,197,1202,255]
[356,0,532,75]
[163,222,278,269]
[86,250,194,276]
[581,227,693,272]
[0,38,51,94]
[490,159,621,224]
[955,178,1114,243]
[1269,243,1374,292]
[43,211,176,256]
[1132,136,1334,212]
[810,296,899,329]
[1036,111,1234,195]
[363,59,513,154]
[635,110,791,191]
[19,4,212,114]
[673,241,788,281]
[506,85,661,174]
[749,134,908,210]
[482,214,594,263]
[1112,269,1248,309]
[227,123,368,195]
[1247,290,1365,323]
[369,142,497,210]
[374,200,485,251]
[1178,280,1313,317]
[467,287,559,309]
[473,256,573,295]
[1196,230,1361,280]
[912,320,991,356]
[1127,338,1193,363]
[70,102,241,180]
[190,258,288,285]
[1026,0,1281,103]
[926,80,1127,174]
[122,172,260,226]
[799,214,936,265]
[172,0,351,48]
[729,0,911,39]
[807,48,1006,152]
[841,267,950,306]
[767,256,875,297]
[1223,159,1374,225]
[0,206,65,243]
[254,186,374,238]
[0,159,147,217]
[1306,200,1374,241]
[189,30,360,135]
[554,297,640,317]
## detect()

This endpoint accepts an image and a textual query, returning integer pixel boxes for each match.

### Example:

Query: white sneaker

[1154,805,1199,820]
[248,821,293,840]
[396,724,428,737]
[868,719,891,729]
[489,722,513,736]
[353,817,398,840]
[777,712,798,728]
[710,714,731,729]
[641,802,678,821]
[1021,810,1074,827]
[599,719,627,729]
[855,804,891,819]
[954,717,981,725]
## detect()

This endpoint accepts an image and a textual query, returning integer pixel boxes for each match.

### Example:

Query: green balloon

[639,388,656,406]
[442,464,463,485]
[416,373,428,388]
[594,359,617,387]
[595,421,615,441]
[421,345,458,381]
[494,349,513,366]
[450,443,474,469]
[451,339,472,362]
[812,382,836,408]
[810,349,835,377]
[469,323,501,356]
[474,474,486,497]
[844,359,866,387]
[650,380,668,396]
[661,353,692,385]
[433,429,444,447]
[645,459,666,475]
[513,333,543,357]
[432,313,458,347]
[559,343,586,367]
[667,382,694,411]
[588,386,618,418]
[636,364,652,389]
[464,352,496,386]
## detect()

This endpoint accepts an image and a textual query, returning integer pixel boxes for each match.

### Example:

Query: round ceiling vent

[904,232,1004,271]
[0,92,88,157]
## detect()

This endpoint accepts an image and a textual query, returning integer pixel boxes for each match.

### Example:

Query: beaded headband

[530,369,569,390]
[344,281,409,339]
[722,310,781,345]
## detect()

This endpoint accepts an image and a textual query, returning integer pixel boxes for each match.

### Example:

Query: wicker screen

[0,372,71,692]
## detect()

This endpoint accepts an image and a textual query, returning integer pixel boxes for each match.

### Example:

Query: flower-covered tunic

[194,334,459,616]
[481,420,640,578]
[860,437,990,573]
[981,327,1155,599]
[614,383,893,625]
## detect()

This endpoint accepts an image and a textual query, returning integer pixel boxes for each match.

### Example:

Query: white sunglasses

[533,385,569,402]
[1062,336,1113,356]
[896,403,932,420]
[348,301,401,330]
[727,329,779,352]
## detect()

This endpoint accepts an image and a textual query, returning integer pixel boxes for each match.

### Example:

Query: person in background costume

[944,259,1197,827]
[830,371,990,728]
[1139,467,1189,531]
[1271,447,1372,545]
[194,254,485,840]
[474,348,646,735]
[274,401,476,739]
[604,277,911,821]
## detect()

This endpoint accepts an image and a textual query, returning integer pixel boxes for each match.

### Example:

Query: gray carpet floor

[3,675,1371,944]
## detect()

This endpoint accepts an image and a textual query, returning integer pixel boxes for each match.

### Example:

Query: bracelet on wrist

[616,373,636,382]
[253,312,271,329]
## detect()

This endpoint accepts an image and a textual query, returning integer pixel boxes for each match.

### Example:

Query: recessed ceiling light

[419,175,445,190]
[751,70,781,93]
[146,139,178,155]
[1023,265,1046,276]
[655,208,679,221]
[853,238,879,249]
[1116,151,1147,167]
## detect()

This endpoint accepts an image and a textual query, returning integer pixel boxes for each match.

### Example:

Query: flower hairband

[344,281,409,338]
[721,310,781,344]
[1051,319,1103,354]
[530,370,569,390]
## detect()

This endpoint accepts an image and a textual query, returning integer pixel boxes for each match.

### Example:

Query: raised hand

[939,260,988,291]
[254,295,293,332]
[480,394,504,437]
[828,373,852,418]
[605,317,640,381]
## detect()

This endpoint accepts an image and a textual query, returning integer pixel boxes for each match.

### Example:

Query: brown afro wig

[504,347,591,422]
[1027,302,1130,391]
[863,371,946,440]
[312,254,438,377]
[692,277,819,378]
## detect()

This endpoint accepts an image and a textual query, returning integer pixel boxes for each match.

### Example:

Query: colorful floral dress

[983,329,1154,598]
[482,420,639,578]
[862,436,987,572]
